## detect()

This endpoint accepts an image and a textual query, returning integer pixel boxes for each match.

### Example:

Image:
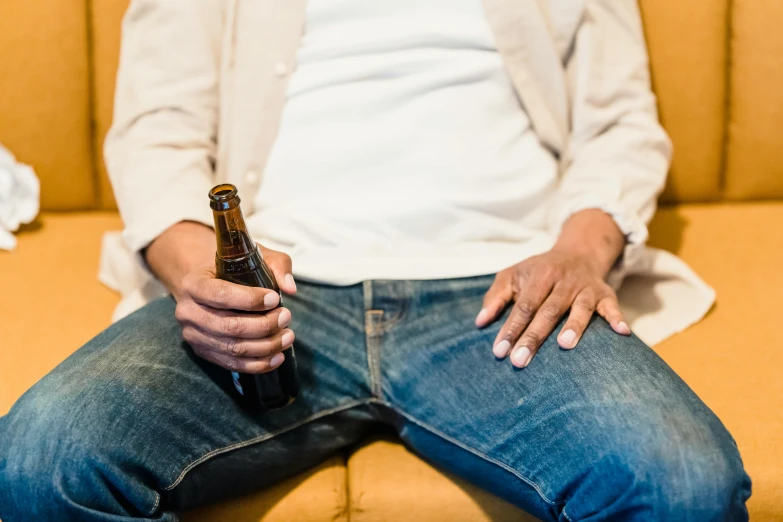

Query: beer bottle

[209,183,299,411]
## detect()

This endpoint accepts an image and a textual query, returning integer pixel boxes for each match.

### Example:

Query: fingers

[596,292,630,335]
[199,349,287,375]
[558,287,628,351]
[182,270,280,312]
[493,273,553,359]
[509,290,570,368]
[557,288,596,349]
[261,246,297,295]
[182,322,295,361]
[476,270,514,328]
[176,302,291,340]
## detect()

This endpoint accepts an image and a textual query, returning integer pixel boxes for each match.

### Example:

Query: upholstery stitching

[718,0,734,198]
[161,399,369,492]
[84,0,101,209]
[374,400,562,507]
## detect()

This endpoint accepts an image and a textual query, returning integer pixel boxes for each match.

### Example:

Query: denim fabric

[0,276,751,521]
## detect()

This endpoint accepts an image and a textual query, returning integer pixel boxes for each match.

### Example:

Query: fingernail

[285,274,297,292]
[270,353,285,367]
[511,346,532,368]
[264,292,280,308]
[278,308,291,328]
[493,339,512,358]
[475,308,490,326]
[281,330,295,347]
[560,329,576,348]
[618,321,631,335]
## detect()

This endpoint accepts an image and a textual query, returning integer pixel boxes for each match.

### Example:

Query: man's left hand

[476,249,630,369]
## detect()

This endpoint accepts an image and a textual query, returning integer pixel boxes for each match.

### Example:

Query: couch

[1,0,781,520]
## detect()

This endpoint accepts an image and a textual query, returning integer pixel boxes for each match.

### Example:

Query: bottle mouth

[209,184,240,210]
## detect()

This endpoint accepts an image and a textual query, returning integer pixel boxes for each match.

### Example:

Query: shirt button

[274,62,289,77]
[245,170,259,185]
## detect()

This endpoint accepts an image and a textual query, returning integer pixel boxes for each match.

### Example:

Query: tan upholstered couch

[1,1,782,520]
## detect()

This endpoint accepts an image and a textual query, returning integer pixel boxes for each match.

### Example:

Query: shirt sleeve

[104,0,225,254]
[549,0,672,280]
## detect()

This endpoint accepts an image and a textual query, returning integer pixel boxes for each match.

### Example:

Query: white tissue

[0,146,40,250]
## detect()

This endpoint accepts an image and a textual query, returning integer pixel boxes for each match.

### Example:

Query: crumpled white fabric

[0,145,40,250]
[99,231,169,322]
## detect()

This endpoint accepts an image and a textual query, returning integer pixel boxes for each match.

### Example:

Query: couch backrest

[0,0,781,210]
[725,0,783,200]
[0,0,95,210]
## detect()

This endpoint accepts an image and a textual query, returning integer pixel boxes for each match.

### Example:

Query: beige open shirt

[99,0,715,346]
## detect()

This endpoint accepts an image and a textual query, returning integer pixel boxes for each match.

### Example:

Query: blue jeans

[0,276,750,521]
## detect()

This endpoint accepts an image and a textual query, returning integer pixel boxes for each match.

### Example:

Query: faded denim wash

[0,276,751,521]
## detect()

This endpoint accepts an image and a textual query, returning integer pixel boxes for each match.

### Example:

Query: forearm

[143,221,216,300]
[551,209,625,279]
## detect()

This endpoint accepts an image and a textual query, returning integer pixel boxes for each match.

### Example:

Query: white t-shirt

[249,0,560,284]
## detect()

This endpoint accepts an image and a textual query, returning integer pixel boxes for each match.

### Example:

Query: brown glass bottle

[209,183,299,411]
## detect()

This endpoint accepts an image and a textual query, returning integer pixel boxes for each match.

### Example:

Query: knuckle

[522,331,543,348]
[181,273,196,293]
[574,298,596,313]
[258,313,272,336]
[504,316,526,334]
[540,263,558,280]
[539,305,562,321]
[223,316,244,337]
[257,341,276,358]
[181,326,197,344]
[174,303,189,323]
[600,287,619,303]
[211,284,232,305]
[514,300,537,316]
[221,356,241,372]
[223,338,245,357]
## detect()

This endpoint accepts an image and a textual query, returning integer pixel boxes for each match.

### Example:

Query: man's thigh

[379,276,750,521]
[0,287,373,519]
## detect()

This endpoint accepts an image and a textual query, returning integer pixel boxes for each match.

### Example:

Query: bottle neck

[212,205,258,260]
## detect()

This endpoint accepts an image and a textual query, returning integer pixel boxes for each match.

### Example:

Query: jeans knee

[656,439,751,521]
[0,380,160,520]
[571,434,751,521]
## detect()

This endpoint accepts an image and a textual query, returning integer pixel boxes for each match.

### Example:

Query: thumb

[259,245,297,295]
[476,271,514,328]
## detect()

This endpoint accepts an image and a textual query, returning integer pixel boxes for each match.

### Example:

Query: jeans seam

[159,399,369,494]
[365,311,383,398]
[147,491,161,516]
[376,400,561,508]
[562,507,574,521]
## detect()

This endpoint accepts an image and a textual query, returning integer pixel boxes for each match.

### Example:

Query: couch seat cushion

[184,456,348,522]
[0,212,123,414]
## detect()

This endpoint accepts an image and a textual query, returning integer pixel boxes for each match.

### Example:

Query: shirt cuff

[120,190,215,286]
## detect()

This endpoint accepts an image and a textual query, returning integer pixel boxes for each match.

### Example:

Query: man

[0,0,750,520]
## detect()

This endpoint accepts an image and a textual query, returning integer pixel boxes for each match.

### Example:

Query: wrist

[144,221,216,297]
[552,209,625,278]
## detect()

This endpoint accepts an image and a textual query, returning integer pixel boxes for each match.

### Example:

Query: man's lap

[0,276,749,521]
[358,277,749,519]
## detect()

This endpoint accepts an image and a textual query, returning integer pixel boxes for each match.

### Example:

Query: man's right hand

[172,267,295,374]
[144,221,297,374]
